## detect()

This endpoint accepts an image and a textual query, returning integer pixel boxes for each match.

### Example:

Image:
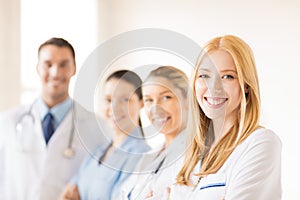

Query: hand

[145,187,171,200]
[146,190,153,198]
[165,187,171,200]
[59,184,80,200]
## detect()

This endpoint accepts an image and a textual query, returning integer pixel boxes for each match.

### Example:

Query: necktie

[43,112,54,144]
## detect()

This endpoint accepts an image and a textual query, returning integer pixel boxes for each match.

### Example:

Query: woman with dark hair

[60,70,150,200]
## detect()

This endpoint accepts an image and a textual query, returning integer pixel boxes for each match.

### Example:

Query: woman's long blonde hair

[177,35,261,185]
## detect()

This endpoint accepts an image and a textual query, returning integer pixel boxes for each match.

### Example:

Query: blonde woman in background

[120,66,189,200]
[170,35,281,199]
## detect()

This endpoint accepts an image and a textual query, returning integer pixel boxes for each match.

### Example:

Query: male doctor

[0,38,109,200]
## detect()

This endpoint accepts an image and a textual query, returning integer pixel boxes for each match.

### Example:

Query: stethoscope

[127,156,166,199]
[15,100,76,159]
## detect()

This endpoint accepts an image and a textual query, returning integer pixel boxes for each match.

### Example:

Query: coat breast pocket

[195,173,227,199]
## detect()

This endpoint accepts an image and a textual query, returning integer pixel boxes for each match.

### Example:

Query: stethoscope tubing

[15,100,75,158]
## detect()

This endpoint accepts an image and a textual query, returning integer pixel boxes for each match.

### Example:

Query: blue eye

[222,75,235,79]
[198,74,210,79]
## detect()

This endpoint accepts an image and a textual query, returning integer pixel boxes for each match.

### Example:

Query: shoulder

[72,101,109,133]
[0,105,28,143]
[125,128,151,153]
[126,137,151,154]
[71,101,94,120]
[0,105,30,130]
[0,105,27,119]
[241,128,282,150]
[226,127,282,168]
[71,101,112,149]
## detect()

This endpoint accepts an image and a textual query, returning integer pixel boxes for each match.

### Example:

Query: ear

[36,63,41,75]
[244,84,249,94]
[140,99,144,108]
[71,64,76,76]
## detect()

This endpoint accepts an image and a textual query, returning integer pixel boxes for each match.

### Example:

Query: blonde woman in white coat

[170,35,282,200]
[119,66,189,200]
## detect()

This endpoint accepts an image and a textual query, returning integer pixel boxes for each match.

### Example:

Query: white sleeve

[0,140,6,200]
[115,173,139,200]
[0,111,12,200]
[225,130,282,200]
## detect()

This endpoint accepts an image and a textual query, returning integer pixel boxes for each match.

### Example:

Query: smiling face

[104,78,143,134]
[142,77,188,139]
[195,49,241,125]
[37,45,76,107]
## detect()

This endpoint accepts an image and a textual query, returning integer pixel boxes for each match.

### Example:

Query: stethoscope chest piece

[63,148,75,159]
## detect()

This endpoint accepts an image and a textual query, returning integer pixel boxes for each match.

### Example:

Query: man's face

[37,45,76,105]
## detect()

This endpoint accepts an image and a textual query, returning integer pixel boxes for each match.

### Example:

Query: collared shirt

[36,97,72,130]
[72,127,151,200]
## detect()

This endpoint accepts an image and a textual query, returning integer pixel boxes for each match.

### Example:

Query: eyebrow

[198,68,237,74]
[43,59,70,64]
[198,68,211,72]
[61,59,70,64]
[220,69,237,74]
[143,90,172,97]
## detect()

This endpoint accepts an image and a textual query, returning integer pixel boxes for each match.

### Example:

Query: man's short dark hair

[38,37,76,64]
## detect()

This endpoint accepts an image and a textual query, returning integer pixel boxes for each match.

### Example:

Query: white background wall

[20,0,99,104]
[98,0,300,199]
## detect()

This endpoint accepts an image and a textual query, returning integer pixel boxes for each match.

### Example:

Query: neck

[211,117,235,147]
[164,127,184,147]
[164,135,175,147]
[112,130,129,148]
[42,94,69,108]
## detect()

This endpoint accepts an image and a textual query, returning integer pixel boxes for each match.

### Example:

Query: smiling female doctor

[170,35,282,199]
[0,38,109,200]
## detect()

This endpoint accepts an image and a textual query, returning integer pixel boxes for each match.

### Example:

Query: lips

[48,78,65,86]
[205,97,227,108]
[152,116,170,128]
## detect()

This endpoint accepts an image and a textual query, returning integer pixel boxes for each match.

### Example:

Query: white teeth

[206,97,226,105]
[152,117,167,127]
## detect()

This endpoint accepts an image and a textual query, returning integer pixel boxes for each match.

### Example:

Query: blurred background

[1,0,299,199]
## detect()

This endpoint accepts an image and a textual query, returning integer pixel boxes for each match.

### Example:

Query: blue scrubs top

[72,127,150,200]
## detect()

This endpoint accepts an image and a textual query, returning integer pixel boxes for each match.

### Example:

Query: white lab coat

[169,128,282,200]
[119,130,186,200]
[0,101,110,200]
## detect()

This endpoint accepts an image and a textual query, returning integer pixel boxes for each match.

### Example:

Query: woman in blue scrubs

[60,70,150,200]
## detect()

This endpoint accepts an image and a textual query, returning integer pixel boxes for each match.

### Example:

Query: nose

[207,74,224,96]
[110,100,122,117]
[150,104,167,119]
[49,64,60,77]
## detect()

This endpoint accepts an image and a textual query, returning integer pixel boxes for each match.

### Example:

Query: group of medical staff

[0,35,282,200]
